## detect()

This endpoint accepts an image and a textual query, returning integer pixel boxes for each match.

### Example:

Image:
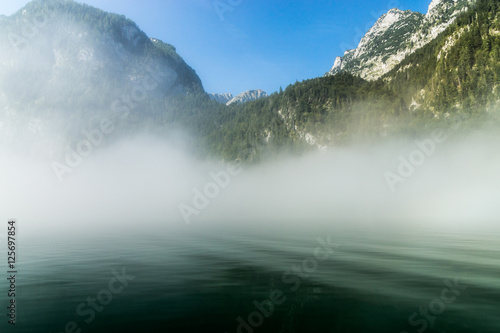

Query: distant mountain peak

[226,89,267,105]
[428,0,445,13]
[427,0,458,15]
[378,8,417,26]
[352,8,421,60]
[326,0,474,80]
[209,93,233,104]
[378,8,412,26]
[329,56,343,74]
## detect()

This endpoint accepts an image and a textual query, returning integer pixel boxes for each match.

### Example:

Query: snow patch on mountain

[226,89,268,105]
[209,93,234,104]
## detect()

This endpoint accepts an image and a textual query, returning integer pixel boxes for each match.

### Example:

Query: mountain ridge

[327,0,475,80]
[209,93,233,104]
[0,0,205,156]
[226,89,268,105]
[0,0,497,164]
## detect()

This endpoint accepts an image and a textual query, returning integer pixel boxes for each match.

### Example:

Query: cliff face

[0,0,204,156]
[327,0,474,80]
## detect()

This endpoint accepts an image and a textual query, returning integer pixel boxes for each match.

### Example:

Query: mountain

[226,89,268,105]
[0,0,203,107]
[327,0,475,80]
[209,90,268,105]
[0,0,204,155]
[384,0,500,113]
[0,0,497,165]
[209,93,233,104]
[206,0,499,161]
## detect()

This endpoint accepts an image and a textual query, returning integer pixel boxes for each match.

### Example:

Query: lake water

[2,226,499,333]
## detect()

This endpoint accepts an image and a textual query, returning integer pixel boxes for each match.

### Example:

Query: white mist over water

[1,130,500,239]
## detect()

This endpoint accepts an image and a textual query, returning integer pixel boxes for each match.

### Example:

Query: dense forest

[159,0,498,162]
[386,0,500,115]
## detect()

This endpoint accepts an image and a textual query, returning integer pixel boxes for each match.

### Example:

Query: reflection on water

[3,227,500,333]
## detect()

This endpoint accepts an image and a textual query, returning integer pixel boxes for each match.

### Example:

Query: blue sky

[2,0,430,95]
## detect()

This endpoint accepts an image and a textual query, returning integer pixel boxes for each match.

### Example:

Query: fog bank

[1,130,500,238]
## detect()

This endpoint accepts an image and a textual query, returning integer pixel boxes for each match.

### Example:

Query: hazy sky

[1,0,430,95]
